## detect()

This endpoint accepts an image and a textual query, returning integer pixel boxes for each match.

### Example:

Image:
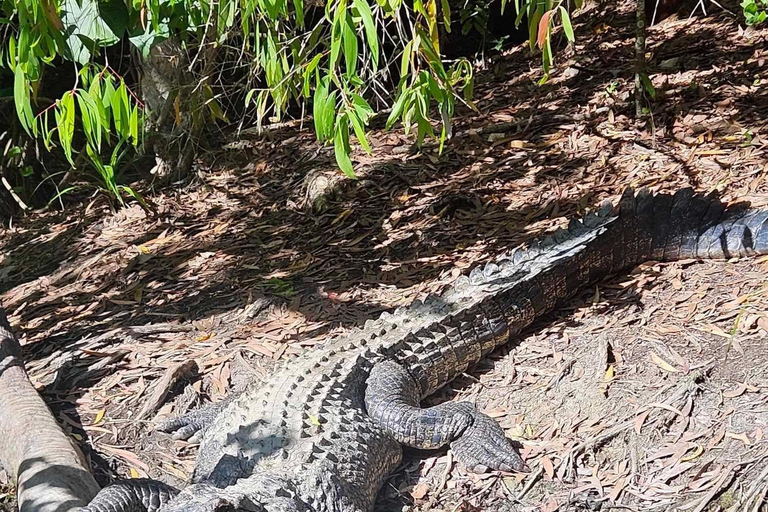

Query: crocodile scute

[77,187,768,512]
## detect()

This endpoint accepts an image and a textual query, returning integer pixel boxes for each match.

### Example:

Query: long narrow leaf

[334,115,356,178]
[352,0,379,68]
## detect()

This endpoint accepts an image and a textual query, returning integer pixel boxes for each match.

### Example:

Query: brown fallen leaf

[540,455,555,480]
[725,431,751,445]
[634,410,651,434]
[410,483,430,500]
[608,477,626,502]
[649,351,679,373]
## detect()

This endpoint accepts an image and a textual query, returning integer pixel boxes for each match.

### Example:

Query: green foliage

[2,0,582,202]
[504,0,577,82]
[742,0,768,24]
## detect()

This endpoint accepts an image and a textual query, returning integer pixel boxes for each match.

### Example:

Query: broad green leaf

[352,0,379,67]
[333,115,356,178]
[99,0,129,40]
[61,0,124,63]
[559,6,575,43]
[128,21,170,59]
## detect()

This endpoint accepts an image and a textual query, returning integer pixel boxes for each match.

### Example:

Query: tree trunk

[140,38,199,185]
[635,0,647,118]
[0,306,99,512]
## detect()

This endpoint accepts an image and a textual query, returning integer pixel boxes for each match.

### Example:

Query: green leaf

[348,108,371,154]
[61,0,124,63]
[118,185,149,210]
[441,0,451,29]
[400,40,413,77]
[13,69,33,135]
[640,73,657,99]
[342,12,358,77]
[293,0,305,27]
[529,4,544,52]
[351,93,373,122]
[48,186,79,205]
[559,6,575,42]
[128,21,170,59]
[245,88,257,107]
[76,92,98,149]
[57,91,76,164]
[333,115,356,178]
[99,0,129,40]
[330,1,346,68]
[386,85,409,130]
[323,90,338,139]
[129,105,139,144]
[303,54,323,97]
[313,77,330,141]
[352,0,379,67]
[111,81,130,138]
[7,36,16,71]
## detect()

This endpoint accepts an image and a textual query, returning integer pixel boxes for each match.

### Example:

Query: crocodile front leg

[364,360,526,473]
[157,393,241,443]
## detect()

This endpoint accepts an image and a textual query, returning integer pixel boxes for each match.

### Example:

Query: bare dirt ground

[1,2,768,511]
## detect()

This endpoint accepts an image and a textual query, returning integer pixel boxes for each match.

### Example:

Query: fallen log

[0,305,99,512]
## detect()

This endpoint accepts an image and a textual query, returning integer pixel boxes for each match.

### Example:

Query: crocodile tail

[616,187,768,267]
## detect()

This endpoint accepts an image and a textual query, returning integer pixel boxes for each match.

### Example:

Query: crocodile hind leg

[364,360,526,473]
[76,479,178,512]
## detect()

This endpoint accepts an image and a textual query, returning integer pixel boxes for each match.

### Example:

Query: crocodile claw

[156,400,228,443]
[450,406,528,473]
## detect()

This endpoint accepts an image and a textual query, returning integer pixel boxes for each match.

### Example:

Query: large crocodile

[75,187,767,512]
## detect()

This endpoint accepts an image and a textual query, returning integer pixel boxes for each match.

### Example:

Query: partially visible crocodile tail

[615,187,768,269]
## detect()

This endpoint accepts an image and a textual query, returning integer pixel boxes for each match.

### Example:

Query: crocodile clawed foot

[449,405,528,474]
[156,400,229,443]
[76,479,179,512]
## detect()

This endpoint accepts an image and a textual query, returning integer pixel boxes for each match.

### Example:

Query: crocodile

[75,187,768,512]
